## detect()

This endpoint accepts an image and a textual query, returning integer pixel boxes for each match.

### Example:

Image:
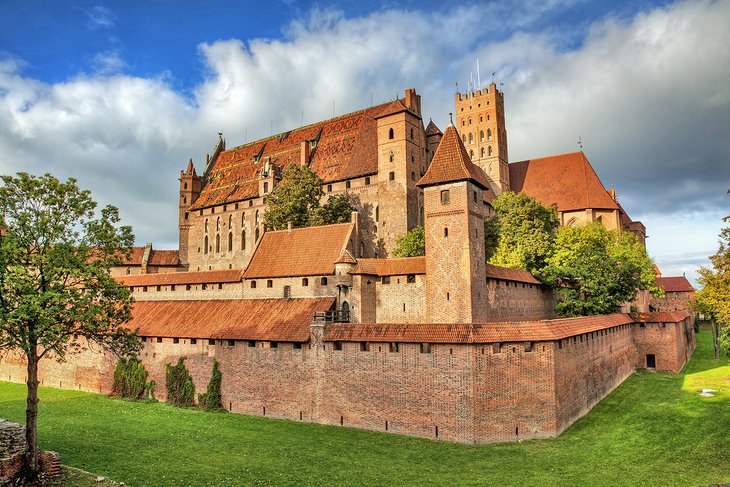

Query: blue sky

[1,0,729,284]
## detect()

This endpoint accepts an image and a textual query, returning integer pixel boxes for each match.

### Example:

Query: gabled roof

[335,249,357,265]
[484,264,542,284]
[243,223,354,279]
[190,98,418,210]
[350,257,426,276]
[417,124,490,190]
[324,313,634,344]
[117,269,242,287]
[509,152,619,212]
[425,119,442,136]
[656,277,695,293]
[120,247,146,265]
[126,298,335,342]
[148,250,179,266]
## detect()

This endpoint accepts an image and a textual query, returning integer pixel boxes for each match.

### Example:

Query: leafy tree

[484,216,500,261]
[693,189,730,358]
[489,192,559,273]
[264,165,355,230]
[0,172,139,483]
[392,226,425,258]
[310,194,356,227]
[539,222,661,317]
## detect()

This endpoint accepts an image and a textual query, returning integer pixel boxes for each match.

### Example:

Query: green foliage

[483,216,499,261]
[489,192,559,273]
[539,222,661,317]
[392,226,425,258]
[198,360,224,411]
[719,326,730,357]
[165,357,195,408]
[0,172,139,480]
[310,194,356,227]
[112,358,155,401]
[263,165,324,230]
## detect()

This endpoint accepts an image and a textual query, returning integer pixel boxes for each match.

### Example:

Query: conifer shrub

[165,357,195,407]
[112,357,155,400]
[198,360,224,411]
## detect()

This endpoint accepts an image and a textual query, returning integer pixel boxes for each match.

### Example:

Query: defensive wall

[0,310,693,445]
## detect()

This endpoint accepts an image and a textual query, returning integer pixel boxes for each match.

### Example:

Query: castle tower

[417,119,490,323]
[375,88,427,255]
[179,159,202,268]
[454,82,509,194]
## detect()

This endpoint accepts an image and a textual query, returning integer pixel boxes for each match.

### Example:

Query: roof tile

[118,269,242,287]
[417,124,490,190]
[656,277,694,293]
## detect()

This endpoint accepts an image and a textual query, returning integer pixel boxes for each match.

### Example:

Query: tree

[693,189,730,358]
[198,359,223,411]
[539,222,661,317]
[483,216,499,261]
[263,165,355,230]
[392,226,425,258]
[0,173,139,483]
[489,192,559,274]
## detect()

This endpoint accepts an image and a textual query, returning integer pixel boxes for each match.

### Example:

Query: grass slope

[1,326,728,486]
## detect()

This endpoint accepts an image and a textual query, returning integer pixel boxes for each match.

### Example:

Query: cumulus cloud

[0,0,726,280]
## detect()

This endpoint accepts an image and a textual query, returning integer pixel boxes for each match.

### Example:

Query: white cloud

[85,5,115,30]
[0,0,727,281]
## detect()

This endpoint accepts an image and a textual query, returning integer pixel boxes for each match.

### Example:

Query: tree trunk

[712,321,721,360]
[23,347,40,484]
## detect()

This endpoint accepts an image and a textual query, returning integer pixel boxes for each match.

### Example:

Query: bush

[112,358,155,400]
[198,360,224,411]
[165,357,195,407]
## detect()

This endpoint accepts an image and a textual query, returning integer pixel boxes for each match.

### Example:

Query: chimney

[300,141,310,166]
[141,242,153,274]
[404,88,421,117]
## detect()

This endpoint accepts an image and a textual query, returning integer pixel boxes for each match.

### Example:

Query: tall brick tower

[417,118,489,323]
[454,82,509,194]
[178,159,202,268]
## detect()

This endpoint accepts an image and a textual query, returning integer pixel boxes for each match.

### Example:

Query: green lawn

[1,326,728,487]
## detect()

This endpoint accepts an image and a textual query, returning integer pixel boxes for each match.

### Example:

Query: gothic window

[410,128,414,140]
[468,133,473,145]
[480,130,485,142]
[204,236,209,254]
[205,219,209,234]
[470,149,474,159]
[481,147,486,157]
[389,151,394,163]
[263,181,269,194]
[216,217,220,232]
[488,146,493,156]
[228,232,233,252]
[283,285,291,299]
[255,210,259,225]
[241,229,246,250]
[487,128,493,141]
[228,215,232,229]
[255,228,260,242]
[215,234,220,253]
[341,301,350,321]
[388,128,394,139]
[462,135,466,144]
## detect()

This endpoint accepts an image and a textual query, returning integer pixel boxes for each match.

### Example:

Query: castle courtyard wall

[483,279,556,321]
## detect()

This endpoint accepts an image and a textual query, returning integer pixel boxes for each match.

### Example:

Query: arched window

[566,218,577,227]
[216,217,220,232]
[228,232,233,252]
[341,301,350,322]
[241,212,245,226]
[182,195,186,204]
[488,146,493,156]
[470,149,474,159]
[463,135,466,144]
[487,128,493,141]
[480,130,485,142]
[241,229,246,250]
[479,116,483,122]
[389,151,394,163]
[481,147,485,157]
[215,234,220,253]
[468,133,473,145]
[204,236,209,254]
[468,118,472,125]
[255,210,259,225]
[228,215,233,230]
[205,219,209,234]
[410,128,414,140]
[388,128,394,139]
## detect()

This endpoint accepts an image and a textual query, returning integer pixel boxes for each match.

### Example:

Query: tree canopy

[263,165,355,230]
[392,225,425,258]
[0,172,139,483]
[693,189,730,357]
[488,192,559,273]
[538,222,661,317]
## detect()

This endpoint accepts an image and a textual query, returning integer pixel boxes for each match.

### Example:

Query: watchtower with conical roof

[417,118,489,323]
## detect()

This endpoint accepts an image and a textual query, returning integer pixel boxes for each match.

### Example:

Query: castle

[0,85,695,444]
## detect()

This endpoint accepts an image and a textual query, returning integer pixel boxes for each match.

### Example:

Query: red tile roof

[350,257,426,276]
[120,247,145,265]
[190,98,418,210]
[417,124,490,190]
[334,250,357,265]
[425,120,442,136]
[243,223,354,279]
[118,269,242,287]
[324,313,634,343]
[509,152,619,212]
[125,298,334,341]
[148,250,179,266]
[485,263,542,284]
[656,276,694,293]
[631,310,690,323]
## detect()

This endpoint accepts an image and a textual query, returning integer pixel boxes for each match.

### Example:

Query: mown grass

[1,325,728,486]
